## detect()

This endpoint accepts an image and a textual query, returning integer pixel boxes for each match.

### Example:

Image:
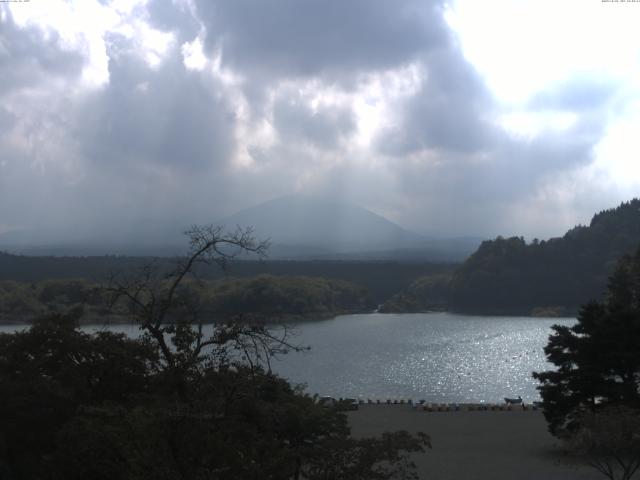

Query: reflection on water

[269,313,574,403]
[0,312,574,403]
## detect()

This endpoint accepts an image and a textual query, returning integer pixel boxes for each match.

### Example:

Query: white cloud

[499,111,578,139]
[181,36,207,71]
[448,0,640,105]
[592,105,640,191]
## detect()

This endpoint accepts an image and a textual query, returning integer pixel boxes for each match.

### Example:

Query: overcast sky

[1,0,639,243]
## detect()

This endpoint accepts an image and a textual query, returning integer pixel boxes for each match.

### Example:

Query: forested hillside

[0,253,454,304]
[379,274,452,313]
[8,199,639,317]
[0,275,375,324]
[382,199,640,315]
[451,199,640,314]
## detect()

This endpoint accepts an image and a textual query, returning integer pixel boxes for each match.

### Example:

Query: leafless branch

[100,225,293,372]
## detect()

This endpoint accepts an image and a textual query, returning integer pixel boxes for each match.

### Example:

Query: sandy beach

[348,404,602,480]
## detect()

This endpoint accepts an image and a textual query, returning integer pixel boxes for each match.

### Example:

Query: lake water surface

[268,313,573,403]
[1,313,574,403]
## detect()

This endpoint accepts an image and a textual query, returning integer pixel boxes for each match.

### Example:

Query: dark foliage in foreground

[570,406,640,480]
[0,315,429,480]
[0,225,429,479]
[534,247,640,436]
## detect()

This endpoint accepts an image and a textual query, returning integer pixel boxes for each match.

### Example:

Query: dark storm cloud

[194,0,447,81]
[0,8,84,95]
[0,0,624,245]
[368,18,610,236]
[75,34,235,173]
[387,111,608,237]
[272,93,356,149]
[475,122,602,201]
[140,0,617,238]
[377,44,497,155]
[0,16,239,242]
[146,0,200,42]
[392,113,605,205]
[0,7,87,235]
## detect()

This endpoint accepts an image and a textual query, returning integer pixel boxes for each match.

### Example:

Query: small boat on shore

[504,396,522,404]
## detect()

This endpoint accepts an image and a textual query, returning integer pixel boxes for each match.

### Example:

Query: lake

[0,313,573,403]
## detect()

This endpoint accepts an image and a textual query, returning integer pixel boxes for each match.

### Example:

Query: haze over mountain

[0,221,187,257]
[0,194,480,261]
[219,194,481,261]
[221,194,418,249]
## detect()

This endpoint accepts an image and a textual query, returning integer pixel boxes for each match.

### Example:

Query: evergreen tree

[533,247,640,436]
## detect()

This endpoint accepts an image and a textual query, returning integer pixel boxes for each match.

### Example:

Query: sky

[1,0,639,244]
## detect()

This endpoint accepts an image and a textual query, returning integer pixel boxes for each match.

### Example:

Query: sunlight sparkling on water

[270,313,574,403]
[0,313,573,403]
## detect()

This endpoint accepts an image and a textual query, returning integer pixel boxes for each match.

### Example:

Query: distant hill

[451,199,640,314]
[220,194,424,251]
[381,199,640,315]
[220,194,480,261]
[0,223,186,257]
[0,251,456,304]
[0,194,480,261]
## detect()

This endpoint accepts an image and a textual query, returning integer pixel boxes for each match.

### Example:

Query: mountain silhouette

[220,194,424,252]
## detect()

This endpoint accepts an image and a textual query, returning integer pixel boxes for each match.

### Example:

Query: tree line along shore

[3,198,640,321]
[0,275,375,325]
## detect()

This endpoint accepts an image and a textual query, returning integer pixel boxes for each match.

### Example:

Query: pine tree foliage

[534,247,640,436]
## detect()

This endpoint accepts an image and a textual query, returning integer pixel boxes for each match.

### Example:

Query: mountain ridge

[219,194,424,250]
[382,198,640,315]
[218,194,481,261]
[0,194,481,261]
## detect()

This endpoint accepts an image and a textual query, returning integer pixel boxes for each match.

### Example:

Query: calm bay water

[0,313,574,403]
[268,313,574,403]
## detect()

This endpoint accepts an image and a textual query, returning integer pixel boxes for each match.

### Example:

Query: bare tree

[106,225,302,374]
[570,406,640,480]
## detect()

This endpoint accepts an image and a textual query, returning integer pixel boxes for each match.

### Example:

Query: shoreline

[0,307,579,326]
